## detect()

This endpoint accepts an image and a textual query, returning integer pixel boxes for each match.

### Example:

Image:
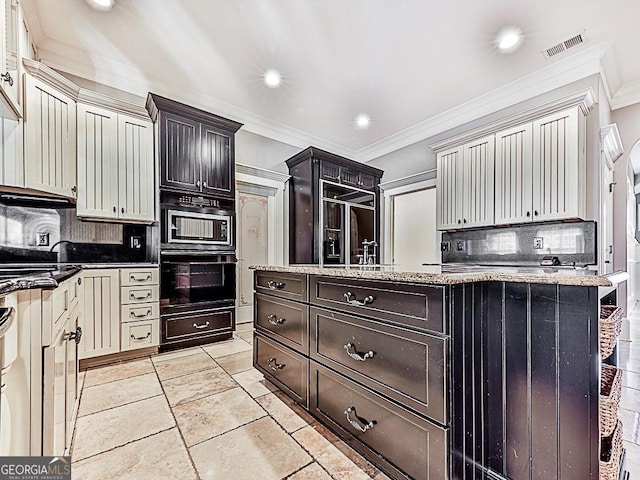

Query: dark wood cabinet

[146,93,242,197]
[286,147,383,265]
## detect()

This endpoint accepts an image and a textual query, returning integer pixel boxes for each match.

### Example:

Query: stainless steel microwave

[166,209,232,247]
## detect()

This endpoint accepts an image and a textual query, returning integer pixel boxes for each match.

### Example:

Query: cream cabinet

[120,267,160,352]
[494,107,586,225]
[0,0,22,119]
[436,135,494,229]
[79,269,120,359]
[77,103,154,223]
[23,74,77,198]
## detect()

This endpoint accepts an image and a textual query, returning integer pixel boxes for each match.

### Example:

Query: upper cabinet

[437,135,494,230]
[76,102,154,223]
[146,93,242,198]
[436,104,589,230]
[0,0,22,119]
[23,70,77,199]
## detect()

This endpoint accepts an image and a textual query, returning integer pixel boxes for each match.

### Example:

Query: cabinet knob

[196,180,201,188]
[71,185,77,193]
[113,206,116,212]
[457,219,462,224]
[526,211,531,217]
[534,210,539,216]
[121,207,125,214]
[463,219,467,224]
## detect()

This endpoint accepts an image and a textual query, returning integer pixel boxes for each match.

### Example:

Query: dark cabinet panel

[255,293,308,354]
[254,332,308,406]
[147,93,241,198]
[310,306,447,423]
[254,271,308,302]
[310,362,448,480]
[161,306,234,350]
[201,124,233,197]
[161,112,200,192]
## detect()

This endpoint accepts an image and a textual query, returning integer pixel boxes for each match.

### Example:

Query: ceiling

[24,0,640,161]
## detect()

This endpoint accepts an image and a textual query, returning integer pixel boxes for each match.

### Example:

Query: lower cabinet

[254,270,450,480]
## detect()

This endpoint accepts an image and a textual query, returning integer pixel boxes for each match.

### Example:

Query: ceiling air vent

[542,31,587,59]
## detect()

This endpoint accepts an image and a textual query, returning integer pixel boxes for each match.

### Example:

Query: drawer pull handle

[193,321,210,329]
[344,407,375,433]
[344,343,375,362]
[267,281,285,290]
[267,357,285,371]
[267,314,286,325]
[131,332,151,341]
[130,309,152,319]
[343,292,374,307]
[130,274,152,282]
[130,292,152,300]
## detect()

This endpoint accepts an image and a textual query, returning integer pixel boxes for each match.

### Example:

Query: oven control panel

[177,195,220,208]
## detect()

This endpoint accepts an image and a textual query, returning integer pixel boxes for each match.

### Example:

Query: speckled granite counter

[250,264,626,287]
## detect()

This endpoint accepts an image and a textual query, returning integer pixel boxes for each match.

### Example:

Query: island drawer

[121,285,159,305]
[310,362,448,480]
[120,268,159,286]
[121,319,160,351]
[255,293,308,354]
[164,309,233,341]
[121,302,160,322]
[310,307,447,424]
[309,276,446,334]
[254,333,308,406]
[255,271,308,302]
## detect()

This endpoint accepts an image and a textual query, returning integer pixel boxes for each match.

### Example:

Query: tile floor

[71,315,640,480]
[70,323,389,480]
[619,307,640,477]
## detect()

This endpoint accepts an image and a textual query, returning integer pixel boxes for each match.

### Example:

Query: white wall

[392,188,439,266]
[367,140,436,184]
[235,130,300,174]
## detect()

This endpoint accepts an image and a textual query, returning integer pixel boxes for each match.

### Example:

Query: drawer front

[255,271,307,302]
[52,283,69,324]
[310,362,448,480]
[120,268,159,286]
[310,276,445,333]
[310,307,447,423]
[255,293,308,354]
[121,302,160,322]
[254,333,308,406]
[121,319,160,351]
[121,285,159,305]
[164,308,233,341]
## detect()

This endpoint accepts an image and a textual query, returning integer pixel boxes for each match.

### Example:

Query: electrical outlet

[533,237,544,250]
[37,232,50,247]
[456,240,467,252]
[440,241,450,252]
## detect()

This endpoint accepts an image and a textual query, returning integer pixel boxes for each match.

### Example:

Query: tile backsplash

[441,220,597,266]
[0,204,154,264]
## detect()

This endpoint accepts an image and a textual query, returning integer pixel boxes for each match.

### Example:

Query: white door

[393,188,440,266]
[601,157,614,274]
[237,192,269,324]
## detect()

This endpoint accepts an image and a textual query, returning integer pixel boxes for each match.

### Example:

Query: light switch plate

[533,237,544,249]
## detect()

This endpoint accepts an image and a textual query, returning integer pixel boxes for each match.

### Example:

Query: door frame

[235,163,289,323]
[379,169,437,265]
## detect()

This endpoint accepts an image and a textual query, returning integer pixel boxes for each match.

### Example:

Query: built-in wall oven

[160,191,236,351]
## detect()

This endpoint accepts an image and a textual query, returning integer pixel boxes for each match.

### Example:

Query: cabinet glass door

[322,200,344,264]
[349,206,375,264]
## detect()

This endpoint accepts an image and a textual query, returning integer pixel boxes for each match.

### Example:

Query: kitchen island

[252,264,627,480]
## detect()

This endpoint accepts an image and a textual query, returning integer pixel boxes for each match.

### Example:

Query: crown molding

[23,58,80,99]
[601,124,624,165]
[610,78,640,110]
[357,42,614,161]
[236,163,290,184]
[379,169,437,193]
[77,87,150,119]
[36,39,355,158]
[428,88,596,153]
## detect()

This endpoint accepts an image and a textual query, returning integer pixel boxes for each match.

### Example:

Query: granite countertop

[250,264,627,287]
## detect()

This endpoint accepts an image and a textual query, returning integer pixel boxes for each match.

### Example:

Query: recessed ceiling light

[263,69,281,88]
[355,114,370,129]
[85,0,115,11]
[495,27,523,53]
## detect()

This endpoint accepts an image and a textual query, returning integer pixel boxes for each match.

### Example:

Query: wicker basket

[599,306,623,360]
[600,420,623,480]
[600,364,623,437]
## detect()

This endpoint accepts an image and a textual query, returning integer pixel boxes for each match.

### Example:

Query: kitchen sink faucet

[361,239,378,265]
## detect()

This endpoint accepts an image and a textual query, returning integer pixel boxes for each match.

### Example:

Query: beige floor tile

[202,338,253,358]
[232,368,277,397]
[152,346,205,363]
[619,408,640,444]
[372,472,392,480]
[236,322,253,332]
[288,463,333,480]
[173,387,266,446]
[72,428,195,480]
[190,417,311,480]
[83,358,155,388]
[215,350,253,374]
[79,373,163,416]
[623,440,640,475]
[237,330,254,343]
[621,385,640,411]
[293,426,370,480]
[153,351,218,381]
[256,393,309,433]
[72,396,174,461]
[162,367,237,406]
